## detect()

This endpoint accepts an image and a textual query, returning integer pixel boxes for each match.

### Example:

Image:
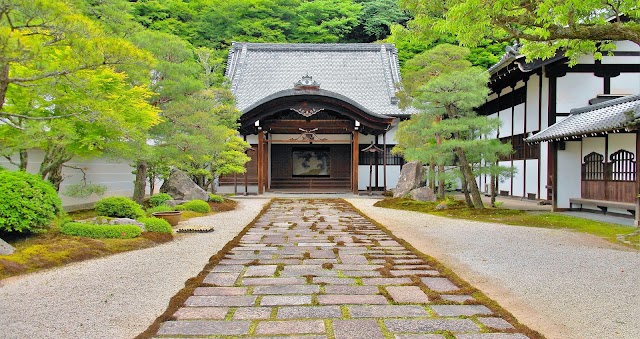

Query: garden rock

[435,202,448,210]
[160,169,209,201]
[165,200,187,208]
[0,237,15,255]
[84,217,145,231]
[394,161,424,197]
[409,187,437,202]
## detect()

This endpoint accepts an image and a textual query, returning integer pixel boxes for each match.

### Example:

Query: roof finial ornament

[294,74,320,90]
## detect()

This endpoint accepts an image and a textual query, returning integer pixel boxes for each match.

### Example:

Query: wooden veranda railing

[581,150,636,203]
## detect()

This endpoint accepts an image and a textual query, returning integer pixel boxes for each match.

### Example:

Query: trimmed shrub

[174,204,186,211]
[208,194,224,203]
[0,171,62,233]
[95,196,144,219]
[179,200,211,213]
[60,222,141,239]
[148,193,173,207]
[146,205,174,216]
[138,217,173,233]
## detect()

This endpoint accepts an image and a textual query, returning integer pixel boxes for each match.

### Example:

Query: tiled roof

[526,94,640,143]
[225,42,415,116]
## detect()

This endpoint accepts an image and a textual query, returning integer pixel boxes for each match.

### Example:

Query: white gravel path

[0,198,270,339]
[346,198,640,339]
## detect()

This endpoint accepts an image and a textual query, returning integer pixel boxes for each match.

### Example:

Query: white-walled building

[480,41,640,221]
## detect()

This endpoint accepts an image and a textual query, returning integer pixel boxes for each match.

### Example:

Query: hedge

[0,171,62,233]
[138,217,173,233]
[95,196,144,219]
[60,222,141,239]
[176,200,211,213]
[148,193,173,207]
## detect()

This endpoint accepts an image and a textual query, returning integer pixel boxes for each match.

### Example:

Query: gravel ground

[0,198,270,339]
[346,198,640,339]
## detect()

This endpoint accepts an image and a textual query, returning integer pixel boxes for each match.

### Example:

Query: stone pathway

[153,199,532,338]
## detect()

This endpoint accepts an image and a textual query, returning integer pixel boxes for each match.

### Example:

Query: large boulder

[393,161,425,197]
[409,187,436,202]
[160,169,209,201]
[0,237,15,255]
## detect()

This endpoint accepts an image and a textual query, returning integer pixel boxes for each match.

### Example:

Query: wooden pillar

[383,132,387,193]
[374,135,379,191]
[551,141,558,211]
[263,135,269,192]
[635,131,639,227]
[233,173,238,195]
[243,136,248,196]
[352,131,359,195]
[257,131,264,195]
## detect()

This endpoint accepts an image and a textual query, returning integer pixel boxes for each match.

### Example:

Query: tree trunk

[490,173,497,207]
[460,170,473,207]
[0,63,9,113]
[19,149,28,171]
[133,160,147,204]
[428,163,435,190]
[47,165,64,191]
[438,164,445,199]
[455,147,484,208]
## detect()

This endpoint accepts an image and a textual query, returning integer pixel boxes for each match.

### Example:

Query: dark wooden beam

[257,131,264,194]
[352,132,359,195]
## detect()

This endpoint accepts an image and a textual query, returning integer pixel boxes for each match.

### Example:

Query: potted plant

[151,210,182,226]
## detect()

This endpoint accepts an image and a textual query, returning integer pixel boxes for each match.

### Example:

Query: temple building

[218,43,414,194]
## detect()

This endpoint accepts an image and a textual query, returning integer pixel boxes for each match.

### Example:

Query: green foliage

[176,200,211,213]
[208,194,224,203]
[149,193,173,207]
[62,183,107,198]
[174,205,187,211]
[60,222,141,239]
[0,171,62,234]
[146,205,174,216]
[94,197,145,219]
[400,0,639,64]
[137,217,173,233]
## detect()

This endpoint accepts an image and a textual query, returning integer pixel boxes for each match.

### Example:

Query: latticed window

[582,152,605,181]
[359,145,404,165]
[609,150,636,181]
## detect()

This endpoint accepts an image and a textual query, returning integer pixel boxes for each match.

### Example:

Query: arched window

[582,152,604,181]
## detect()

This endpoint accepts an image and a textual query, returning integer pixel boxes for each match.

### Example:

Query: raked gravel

[0,198,270,339]
[346,198,640,339]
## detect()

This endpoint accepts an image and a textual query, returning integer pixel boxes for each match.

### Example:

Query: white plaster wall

[513,103,525,135]
[576,54,595,64]
[557,73,603,113]
[498,108,512,137]
[497,160,511,194]
[0,150,138,208]
[525,75,541,132]
[511,160,525,197]
[540,75,550,129]
[610,73,640,95]
[246,134,259,144]
[385,124,399,143]
[603,41,640,64]
[582,137,605,159]
[608,133,636,157]
[358,165,402,190]
[539,142,549,199]
[487,113,499,138]
[525,159,539,198]
[556,141,582,208]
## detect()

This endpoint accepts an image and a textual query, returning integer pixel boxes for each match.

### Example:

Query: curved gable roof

[226,42,415,117]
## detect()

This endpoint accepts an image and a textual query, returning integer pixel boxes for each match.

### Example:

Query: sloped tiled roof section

[526,94,640,143]
[225,43,415,116]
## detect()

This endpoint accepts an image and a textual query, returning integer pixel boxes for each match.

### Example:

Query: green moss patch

[374,198,638,247]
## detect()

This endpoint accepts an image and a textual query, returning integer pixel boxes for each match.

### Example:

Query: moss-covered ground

[374,198,639,248]
[0,199,238,280]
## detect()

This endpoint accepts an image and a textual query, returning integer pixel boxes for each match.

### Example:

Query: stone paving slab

[151,199,531,338]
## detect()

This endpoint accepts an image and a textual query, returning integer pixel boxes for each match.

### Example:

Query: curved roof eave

[239,88,395,127]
